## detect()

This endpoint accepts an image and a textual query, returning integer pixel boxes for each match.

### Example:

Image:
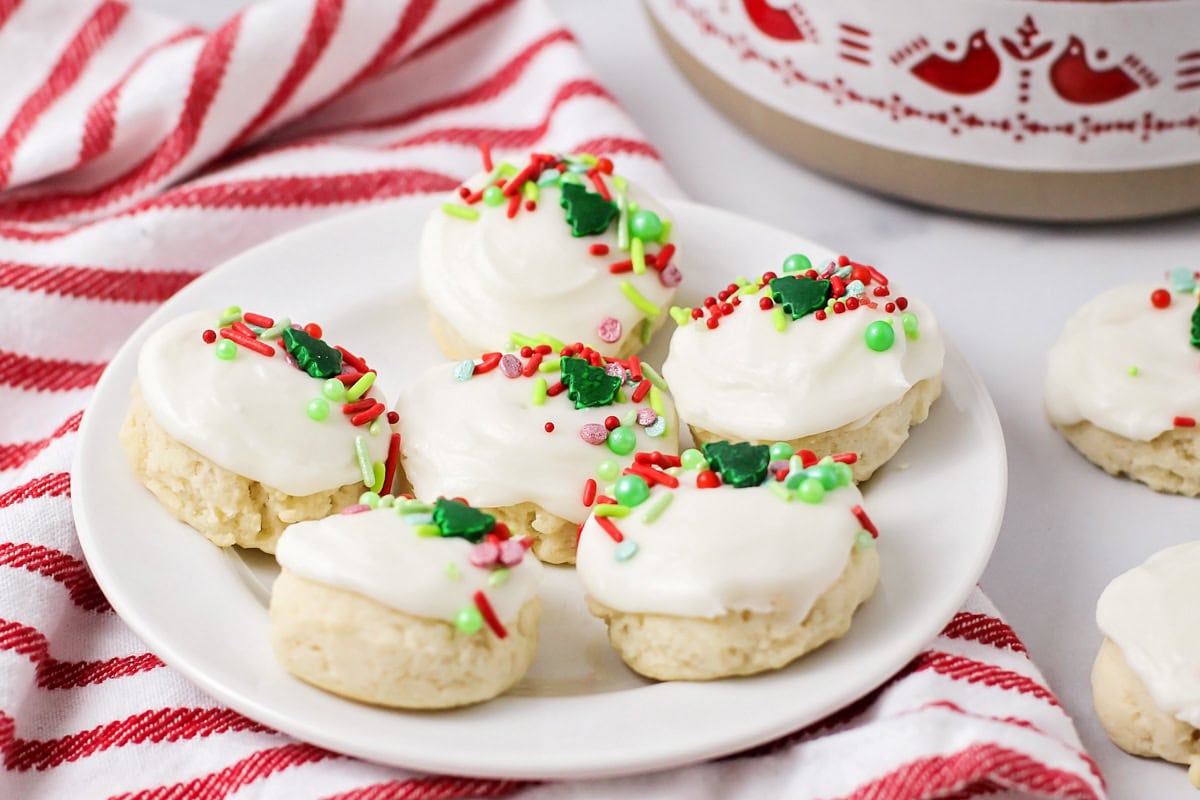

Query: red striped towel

[0,0,1105,797]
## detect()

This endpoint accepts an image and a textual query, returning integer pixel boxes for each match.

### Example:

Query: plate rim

[72,196,1008,780]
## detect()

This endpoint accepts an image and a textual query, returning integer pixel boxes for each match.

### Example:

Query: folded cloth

[0,0,1106,797]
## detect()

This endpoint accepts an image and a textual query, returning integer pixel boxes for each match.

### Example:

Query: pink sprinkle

[604,362,626,382]
[500,354,523,378]
[469,541,500,568]
[340,504,371,515]
[660,263,682,288]
[499,538,527,566]
[579,423,609,444]
[636,408,657,426]
[597,316,622,343]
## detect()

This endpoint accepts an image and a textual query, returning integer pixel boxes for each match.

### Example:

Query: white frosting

[276,507,543,624]
[1096,542,1200,728]
[576,480,864,622]
[1045,283,1200,441]
[396,359,679,523]
[137,310,391,496]
[663,290,944,440]
[419,170,678,357]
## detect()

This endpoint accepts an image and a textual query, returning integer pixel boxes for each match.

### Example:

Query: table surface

[134,0,1200,796]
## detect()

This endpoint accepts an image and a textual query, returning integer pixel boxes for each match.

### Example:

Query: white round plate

[73,197,1006,780]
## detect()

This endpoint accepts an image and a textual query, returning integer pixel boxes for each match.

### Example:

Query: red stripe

[0,540,110,612]
[0,618,162,689]
[406,0,518,61]
[78,27,205,167]
[323,777,530,800]
[0,12,243,222]
[0,707,270,771]
[0,472,71,508]
[831,743,1102,800]
[0,410,83,471]
[0,168,458,242]
[226,0,345,152]
[0,0,23,33]
[0,262,198,302]
[110,742,337,800]
[318,0,436,104]
[0,0,129,187]
[0,350,106,392]
[570,136,662,161]
[912,651,1061,707]
[940,611,1028,655]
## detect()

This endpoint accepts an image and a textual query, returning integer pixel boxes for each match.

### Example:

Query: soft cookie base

[119,384,362,553]
[1092,637,1200,787]
[487,501,579,565]
[586,545,879,681]
[689,377,942,482]
[1054,420,1200,497]
[271,570,540,709]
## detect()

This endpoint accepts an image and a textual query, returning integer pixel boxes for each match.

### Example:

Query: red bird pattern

[1049,36,1140,105]
[742,0,806,41]
[910,31,1002,95]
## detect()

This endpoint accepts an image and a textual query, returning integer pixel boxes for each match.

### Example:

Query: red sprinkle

[382,432,401,495]
[852,505,879,539]
[473,591,507,638]
[522,352,543,376]
[832,452,859,464]
[590,243,610,256]
[503,159,540,196]
[201,329,216,344]
[335,346,368,373]
[837,254,850,267]
[242,312,273,328]
[873,286,890,297]
[386,411,400,425]
[1151,288,1172,309]
[846,297,859,310]
[797,450,818,468]
[604,415,620,431]
[474,352,502,374]
[458,186,471,199]
[544,422,555,433]
[595,495,616,505]
[691,308,704,320]
[706,318,719,329]
[596,156,613,174]
[815,310,827,321]
[631,379,651,403]
[519,346,533,358]
[833,302,846,314]
[231,320,256,338]
[506,192,521,219]
[884,302,896,313]
[534,344,553,355]
[336,372,364,385]
[479,143,493,172]
[696,469,721,489]
[628,355,643,382]
[582,478,597,507]
[1175,416,1196,428]
[219,328,274,357]
[655,243,676,271]
[304,322,323,339]
[596,516,625,543]
[609,259,633,274]
[350,402,386,426]
[547,381,567,397]
[896,297,909,311]
[626,462,680,488]
[588,169,611,200]
[759,297,773,310]
[343,398,375,415]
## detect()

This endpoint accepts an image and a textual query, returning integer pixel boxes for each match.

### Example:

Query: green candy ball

[307,397,330,421]
[806,464,839,491]
[614,474,651,507]
[214,339,237,360]
[483,185,505,206]
[782,253,812,273]
[597,459,621,482]
[455,605,483,634]
[901,312,919,340]
[358,491,381,508]
[606,425,637,456]
[680,448,708,471]
[864,320,896,352]
[769,442,794,461]
[629,210,664,241]
[833,462,854,487]
[322,378,347,402]
[796,477,825,504]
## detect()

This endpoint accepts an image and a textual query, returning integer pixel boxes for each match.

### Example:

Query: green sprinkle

[782,253,812,273]
[415,524,442,538]
[576,152,599,166]
[397,501,434,515]
[537,170,561,187]
[865,320,896,352]
[445,562,460,580]
[657,218,672,244]
[616,192,630,251]
[536,332,567,351]
[218,305,242,326]
[797,477,825,503]
[346,371,376,401]
[441,202,479,221]
[483,185,504,206]
[640,317,653,345]
[509,331,539,349]
[619,280,660,316]
[770,442,794,461]
[307,397,330,421]
[737,283,763,297]
[622,410,638,427]
[900,312,919,340]
[214,339,237,360]
[371,461,385,494]
[649,385,665,416]
[772,307,787,332]
[259,317,291,340]
[359,491,381,508]
[614,540,639,562]
[378,494,394,508]
[768,480,792,501]
[597,459,620,481]
[641,491,673,523]
[322,378,347,402]
[561,171,585,186]
[354,436,373,487]
[538,357,561,373]
[612,175,628,192]
[488,568,511,588]
[368,419,382,437]
[456,605,483,633]
[606,425,637,455]
[670,306,690,326]
[855,530,876,550]
[641,362,669,392]
[680,448,707,471]
[523,181,539,202]
[594,503,631,517]
[1128,365,1139,377]
[615,386,627,404]
[630,236,646,275]
[531,376,548,406]
[495,161,517,178]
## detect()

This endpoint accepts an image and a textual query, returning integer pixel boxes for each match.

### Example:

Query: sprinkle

[346,371,377,401]
[370,461,385,493]
[469,541,500,568]
[307,397,330,421]
[335,346,369,373]
[582,478,598,506]
[382,433,401,496]
[202,329,216,344]
[259,317,291,340]
[1175,416,1197,428]
[455,604,483,633]
[771,307,786,332]
[645,416,667,438]
[832,452,858,464]
[660,263,682,288]
[1128,366,1139,377]
[536,332,567,351]
[488,568,510,588]
[343,398,375,415]
[855,530,876,550]
[531,377,548,406]
[1171,267,1196,293]
[414,523,441,537]
[579,423,608,444]
[657,219,672,243]
[630,237,646,275]
[453,359,476,382]
[546,380,566,397]
[636,406,656,425]
[354,436,373,487]
[474,352,503,375]
[641,491,673,523]
[340,503,370,515]
[219,327,274,357]
[619,281,660,316]
[500,353,523,378]
[594,503,630,518]
[614,540,639,562]
[350,401,386,426]
[627,462,679,488]
[473,591,507,638]
[479,143,494,171]
[768,480,791,501]
[648,386,665,416]
[597,316,622,343]
[538,357,561,373]
[670,306,690,326]
[243,312,273,328]
[368,419,382,436]
[522,351,543,376]
[656,243,676,272]
[852,505,879,538]
[510,331,538,349]
[445,562,460,580]
[596,516,625,543]
[442,202,479,221]
[523,180,539,202]
[218,306,242,326]
[591,243,609,256]
[616,191,630,251]
[499,537,529,566]
[397,501,434,514]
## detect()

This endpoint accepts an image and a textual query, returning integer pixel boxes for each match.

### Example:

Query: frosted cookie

[421,151,680,359]
[1045,277,1200,496]
[272,495,542,709]
[1093,542,1200,787]
[120,307,399,553]
[662,254,944,482]
[397,341,679,564]
[576,441,880,680]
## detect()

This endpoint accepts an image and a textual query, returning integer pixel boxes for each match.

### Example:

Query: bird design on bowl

[908,30,1001,96]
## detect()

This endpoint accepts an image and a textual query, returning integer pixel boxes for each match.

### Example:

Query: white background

[133,1,1200,797]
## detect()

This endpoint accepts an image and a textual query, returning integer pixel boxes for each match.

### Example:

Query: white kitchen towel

[0,0,1106,797]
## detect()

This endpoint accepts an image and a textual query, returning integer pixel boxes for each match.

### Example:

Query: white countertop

[136,1,1200,796]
